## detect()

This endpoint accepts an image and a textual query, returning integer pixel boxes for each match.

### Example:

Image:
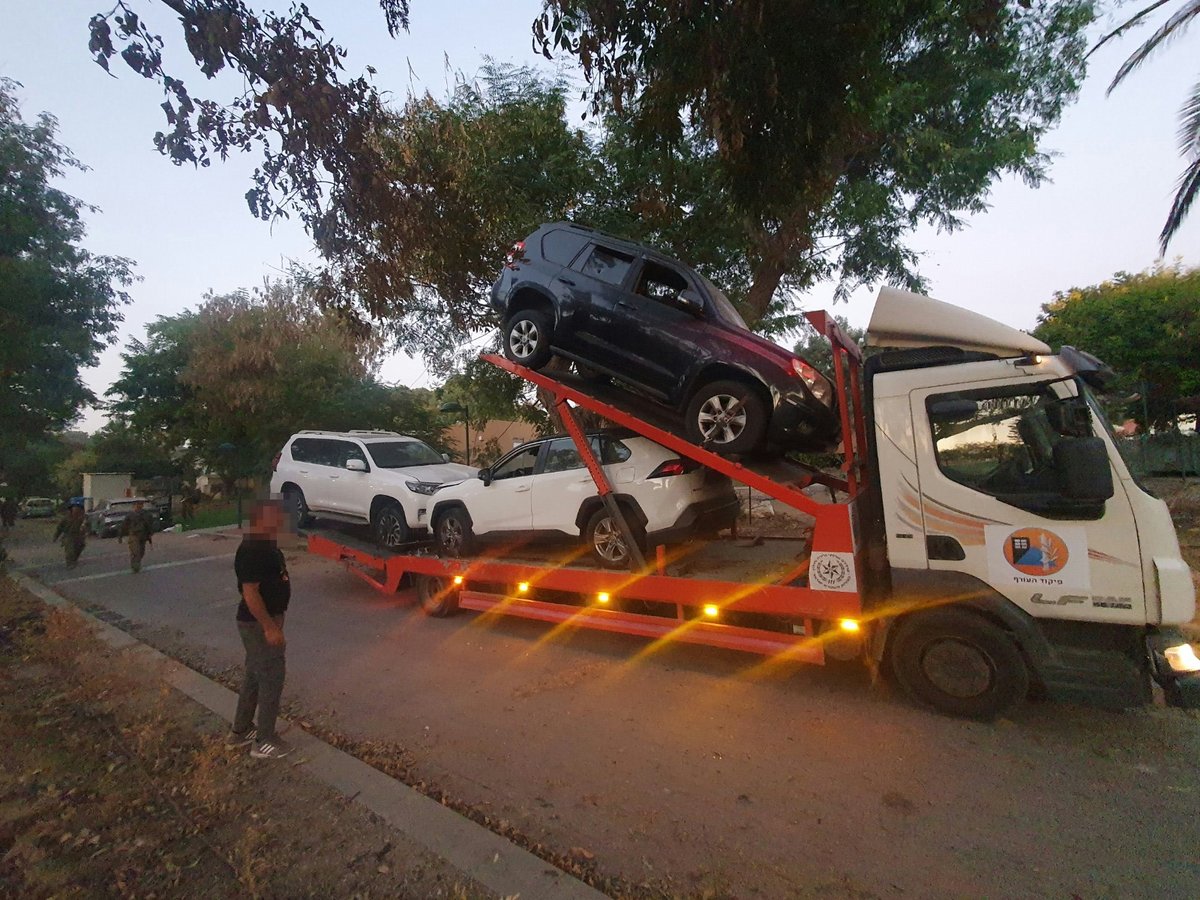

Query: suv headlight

[405,480,440,496]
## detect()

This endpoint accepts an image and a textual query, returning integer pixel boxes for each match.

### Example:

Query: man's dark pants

[233,615,285,741]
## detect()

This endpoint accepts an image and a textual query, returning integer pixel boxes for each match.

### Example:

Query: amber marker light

[517,582,530,594]
[452,575,464,586]
[838,618,861,633]
[597,592,610,604]
[703,604,720,618]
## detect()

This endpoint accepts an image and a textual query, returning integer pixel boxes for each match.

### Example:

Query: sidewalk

[6,571,605,900]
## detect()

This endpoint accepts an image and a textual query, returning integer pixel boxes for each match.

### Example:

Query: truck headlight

[1164,643,1200,674]
[405,480,440,496]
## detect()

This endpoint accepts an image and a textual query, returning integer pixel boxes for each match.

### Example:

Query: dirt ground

[0,577,491,900]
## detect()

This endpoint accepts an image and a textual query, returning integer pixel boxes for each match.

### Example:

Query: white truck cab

[864,288,1198,713]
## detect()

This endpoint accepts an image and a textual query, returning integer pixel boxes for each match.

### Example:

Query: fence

[1117,431,1200,478]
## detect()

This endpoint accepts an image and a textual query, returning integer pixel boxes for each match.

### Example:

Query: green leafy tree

[0,78,133,479]
[535,0,1095,324]
[793,315,870,380]
[1033,263,1200,428]
[1092,1,1200,252]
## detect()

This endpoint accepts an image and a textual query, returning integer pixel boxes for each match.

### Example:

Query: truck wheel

[416,575,460,617]
[373,501,409,551]
[890,608,1030,721]
[434,508,474,557]
[685,380,767,454]
[283,486,311,528]
[503,309,554,369]
[585,507,644,569]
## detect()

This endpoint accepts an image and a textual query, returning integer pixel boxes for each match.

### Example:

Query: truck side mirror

[678,289,704,316]
[1053,437,1113,502]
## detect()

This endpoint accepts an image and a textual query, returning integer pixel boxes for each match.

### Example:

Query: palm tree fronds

[1090,0,1176,59]
[1108,2,1200,94]
[1160,131,1200,253]
[1180,78,1200,157]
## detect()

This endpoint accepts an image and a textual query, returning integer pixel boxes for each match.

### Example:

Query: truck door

[910,378,1146,624]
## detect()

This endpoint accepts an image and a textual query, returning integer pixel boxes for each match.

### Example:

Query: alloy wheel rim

[440,518,463,554]
[379,511,405,548]
[697,394,747,444]
[593,517,628,563]
[510,320,539,359]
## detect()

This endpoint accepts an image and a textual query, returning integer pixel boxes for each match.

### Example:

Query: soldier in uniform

[53,502,88,568]
[119,500,156,573]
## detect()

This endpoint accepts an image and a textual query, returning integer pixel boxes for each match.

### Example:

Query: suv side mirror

[677,289,704,316]
[441,452,450,463]
[1054,437,1113,502]
[345,458,367,473]
[479,468,492,486]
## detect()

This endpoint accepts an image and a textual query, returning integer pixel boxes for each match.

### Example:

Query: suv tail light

[271,452,281,472]
[647,458,699,478]
[504,240,526,269]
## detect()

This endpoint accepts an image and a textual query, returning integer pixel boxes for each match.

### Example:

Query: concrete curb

[11,572,607,900]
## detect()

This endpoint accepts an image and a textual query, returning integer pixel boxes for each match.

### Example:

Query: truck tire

[283,486,311,528]
[373,500,409,551]
[434,507,474,557]
[585,507,645,569]
[416,575,460,617]
[503,309,554,369]
[890,607,1030,721]
[684,380,767,454]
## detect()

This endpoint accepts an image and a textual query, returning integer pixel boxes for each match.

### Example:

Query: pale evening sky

[2,1,1198,433]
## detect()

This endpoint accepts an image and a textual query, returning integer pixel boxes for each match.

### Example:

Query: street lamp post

[439,402,471,466]
[217,442,242,528]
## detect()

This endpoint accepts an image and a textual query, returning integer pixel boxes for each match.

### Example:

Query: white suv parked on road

[270,430,477,549]
[430,430,739,567]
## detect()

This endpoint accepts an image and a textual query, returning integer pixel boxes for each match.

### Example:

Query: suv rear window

[580,245,634,286]
[541,229,588,266]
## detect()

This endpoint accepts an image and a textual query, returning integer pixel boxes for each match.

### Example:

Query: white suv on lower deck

[270,430,477,549]
[430,430,739,567]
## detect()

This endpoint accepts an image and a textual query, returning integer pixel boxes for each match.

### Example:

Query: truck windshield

[700,275,749,330]
[366,441,443,468]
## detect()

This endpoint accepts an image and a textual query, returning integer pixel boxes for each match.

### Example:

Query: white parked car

[430,430,739,568]
[270,430,477,549]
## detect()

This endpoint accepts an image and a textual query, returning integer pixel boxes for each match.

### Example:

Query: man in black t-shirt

[227,499,293,759]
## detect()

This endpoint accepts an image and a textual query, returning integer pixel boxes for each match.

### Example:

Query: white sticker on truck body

[984,524,1091,591]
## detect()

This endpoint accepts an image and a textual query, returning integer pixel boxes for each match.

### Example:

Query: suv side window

[928,383,1088,501]
[635,260,691,307]
[579,245,635,287]
[290,438,319,464]
[542,438,584,473]
[541,229,588,266]
[333,441,370,469]
[491,444,541,480]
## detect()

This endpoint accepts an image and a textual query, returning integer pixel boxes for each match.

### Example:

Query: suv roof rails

[294,429,404,437]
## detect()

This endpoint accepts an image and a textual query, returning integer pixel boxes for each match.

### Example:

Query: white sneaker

[250,738,292,760]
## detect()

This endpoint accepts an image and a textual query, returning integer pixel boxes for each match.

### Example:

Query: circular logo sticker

[1002,528,1069,577]
[811,553,852,590]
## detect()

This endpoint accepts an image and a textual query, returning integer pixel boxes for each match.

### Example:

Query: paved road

[10,520,1200,898]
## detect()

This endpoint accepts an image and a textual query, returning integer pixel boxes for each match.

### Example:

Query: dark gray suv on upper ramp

[491,222,839,454]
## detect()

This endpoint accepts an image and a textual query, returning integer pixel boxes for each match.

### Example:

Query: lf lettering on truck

[308,287,1199,720]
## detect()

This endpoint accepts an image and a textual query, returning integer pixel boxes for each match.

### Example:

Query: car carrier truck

[308,287,1199,719]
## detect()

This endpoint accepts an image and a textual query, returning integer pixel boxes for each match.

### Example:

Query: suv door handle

[556,276,576,287]
[617,300,636,309]
[514,485,531,493]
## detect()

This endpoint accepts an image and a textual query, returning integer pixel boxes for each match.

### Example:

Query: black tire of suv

[684,380,768,454]
[373,500,410,551]
[434,507,475,558]
[585,507,645,569]
[283,486,311,528]
[502,309,554,369]
[889,607,1030,721]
